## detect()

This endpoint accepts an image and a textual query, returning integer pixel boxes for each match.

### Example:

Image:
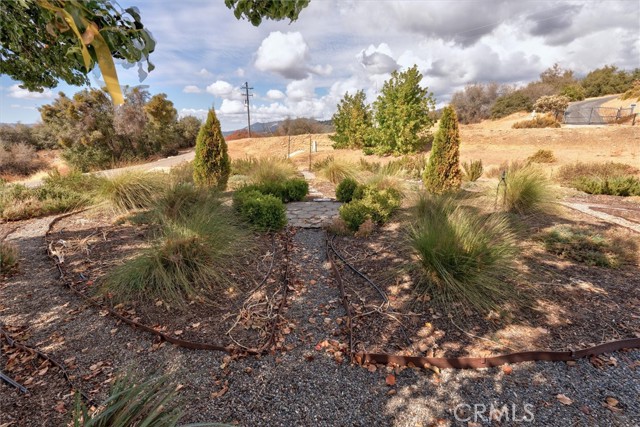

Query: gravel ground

[1,221,639,426]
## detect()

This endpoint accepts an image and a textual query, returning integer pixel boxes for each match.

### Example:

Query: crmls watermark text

[454,403,535,423]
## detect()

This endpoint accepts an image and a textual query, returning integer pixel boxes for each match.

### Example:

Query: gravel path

[1,221,639,426]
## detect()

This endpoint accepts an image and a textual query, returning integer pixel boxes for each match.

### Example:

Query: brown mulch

[331,204,640,359]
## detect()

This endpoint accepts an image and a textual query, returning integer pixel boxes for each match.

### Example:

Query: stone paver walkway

[286,201,341,228]
[560,201,640,233]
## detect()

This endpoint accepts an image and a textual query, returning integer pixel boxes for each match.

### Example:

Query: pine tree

[423,106,461,194]
[193,109,230,189]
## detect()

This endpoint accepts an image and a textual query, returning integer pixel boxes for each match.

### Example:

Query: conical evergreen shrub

[423,105,461,194]
[193,109,230,189]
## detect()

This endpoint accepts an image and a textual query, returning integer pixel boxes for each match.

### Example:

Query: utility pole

[241,82,253,137]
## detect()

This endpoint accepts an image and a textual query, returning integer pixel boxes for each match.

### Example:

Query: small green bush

[233,188,287,231]
[462,160,483,182]
[409,193,519,313]
[336,177,359,202]
[574,175,640,196]
[239,178,308,203]
[542,226,631,268]
[353,186,402,224]
[491,91,533,119]
[339,200,371,232]
[0,242,18,275]
[512,115,561,129]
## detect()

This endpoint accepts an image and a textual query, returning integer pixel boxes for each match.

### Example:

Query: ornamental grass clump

[409,193,520,313]
[103,197,250,306]
[501,164,555,215]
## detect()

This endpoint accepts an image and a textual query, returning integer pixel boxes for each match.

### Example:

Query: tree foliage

[580,65,640,98]
[0,0,155,103]
[367,65,436,155]
[490,90,534,119]
[39,88,197,171]
[193,109,231,189]
[450,83,505,124]
[330,90,372,149]
[423,106,461,194]
[224,0,309,26]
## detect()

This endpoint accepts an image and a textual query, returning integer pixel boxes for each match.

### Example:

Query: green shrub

[339,200,371,232]
[462,160,483,182]
[621,80,640,101]
[491,90,534,119]
[500,165,554,214]
[100,171,168,213]
[313,156,358,184]
[336,177,359,202]
[234,190,287,231]
[104,199,250,305]
[193,109,231,189]
[512,115,561,129]
[72,373,182,426]
[353,185,402,224]
[424,106,461,194]
[574,175,640,196]
[527,149,556,163]
[0,242,18,275]
[560,84,586,101]
[239,178,308,203]
[409,193,519,313]
[542,226,632,268]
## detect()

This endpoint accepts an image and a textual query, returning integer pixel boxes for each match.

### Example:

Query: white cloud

[286,77,315,102]
[236,68,246,77]
[358,44,399,75]
[183,85,202,94]
[219,99,245,115]
[179,108,208,120]
[266,89,286,100]
[206,80,243,100]
[196,68,213,77]
[255,31,331,80]
[8,84,53,100]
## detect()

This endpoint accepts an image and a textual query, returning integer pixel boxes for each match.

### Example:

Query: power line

[241,82,254,137]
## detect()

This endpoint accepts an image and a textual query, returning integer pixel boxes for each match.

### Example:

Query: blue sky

[1,0,639,131]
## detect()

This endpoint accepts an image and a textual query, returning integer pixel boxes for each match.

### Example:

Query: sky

[1,0,639,131]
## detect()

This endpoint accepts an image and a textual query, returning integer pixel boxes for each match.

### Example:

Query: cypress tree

[193,109,230,189]
[423,105,461,194]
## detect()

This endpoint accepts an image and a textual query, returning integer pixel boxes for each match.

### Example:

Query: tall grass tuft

[249,157,298,184]
[501,164,555,214]
[462,160,483,181]
[527,149,556,164]
[0,242,18,274]
[409,193,519,313]
[102,197,250,306]
[72,373,183,427]
[313,155,358,184]
[100,171,168,213]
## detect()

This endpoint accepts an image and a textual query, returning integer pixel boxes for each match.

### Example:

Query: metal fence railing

[564,106,637,125]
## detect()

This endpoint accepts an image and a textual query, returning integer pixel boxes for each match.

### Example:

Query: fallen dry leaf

[367,364,377,373]
[502,365,513,375]
[605,397,619,407]
[53,401,66,414]
[385,374,396,386]
[556,394,573,405]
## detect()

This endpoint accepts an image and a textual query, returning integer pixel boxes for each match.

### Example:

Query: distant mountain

[223,118,334,137]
